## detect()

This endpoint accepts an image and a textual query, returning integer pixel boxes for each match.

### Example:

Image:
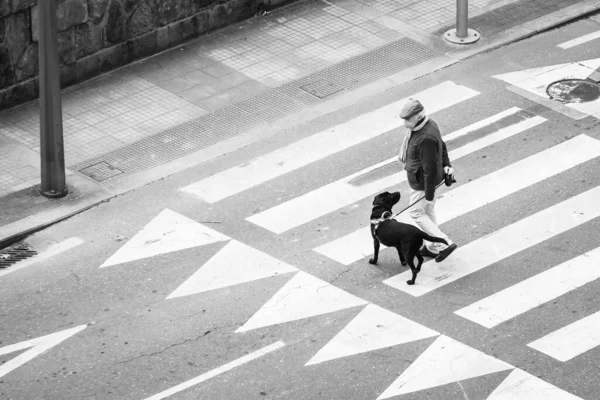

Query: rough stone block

[130,30,156,59]
[60,50,101,88]
[168,14,198,45]
[11,0,36,14]
[32,0,88,41]
[127,2,156,38]
[207,0,255,32]
[0,44,15,87]
[0,1,11,17]
[3,10,29,64]
[156,25,170,51]
[106,0,127,43]
[150,0,178,26]
[58,28,76,64]
[195,11,209,36]
[75,21,103,59]
[0,77,37,110]
[88,0,110,23]
[15,42,37,80]
[176,0,200,19]
[98,41,132,73]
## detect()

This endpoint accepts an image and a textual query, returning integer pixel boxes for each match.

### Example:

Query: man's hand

[444,166,454,176]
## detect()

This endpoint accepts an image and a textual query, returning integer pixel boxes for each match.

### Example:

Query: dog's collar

[370,211,393,226]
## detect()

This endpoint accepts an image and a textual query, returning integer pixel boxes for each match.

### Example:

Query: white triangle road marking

[492,63,572,86]
[305,303,438,366]
[166,240,298,299]
[377,335,513,399]
[455,245,600,328]
[528,309,600,362]
[0,325,87,379]
[387,183,600,297]
[235,271,368,333]
[247,107,524,234]
[486,368,584,399]
[180,81,479,203]
[314,115,548,265]
[100,209,230,268]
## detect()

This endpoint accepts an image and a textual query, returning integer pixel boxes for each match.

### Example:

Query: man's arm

[442,141,451,168]
[419,138,438,201]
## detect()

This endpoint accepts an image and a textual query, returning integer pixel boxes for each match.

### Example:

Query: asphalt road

[2,16,600,400]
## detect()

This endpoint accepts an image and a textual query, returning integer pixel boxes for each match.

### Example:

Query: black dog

[369,191,448,285]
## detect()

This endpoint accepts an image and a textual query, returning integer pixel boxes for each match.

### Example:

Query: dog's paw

[368,258,377,265]
[406,280,415,285]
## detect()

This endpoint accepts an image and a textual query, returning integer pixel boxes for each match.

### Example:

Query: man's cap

[399,99,424,119]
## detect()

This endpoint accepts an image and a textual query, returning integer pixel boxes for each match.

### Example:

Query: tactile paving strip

[73,37,442,184]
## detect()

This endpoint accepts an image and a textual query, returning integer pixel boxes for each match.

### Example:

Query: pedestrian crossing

[99,80,600,398]
[179,81,479,203]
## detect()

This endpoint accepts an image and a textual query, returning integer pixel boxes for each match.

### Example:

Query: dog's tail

[421,233,448,246]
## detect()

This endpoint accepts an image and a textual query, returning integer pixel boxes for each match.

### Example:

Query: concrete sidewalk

[1,0,599,248]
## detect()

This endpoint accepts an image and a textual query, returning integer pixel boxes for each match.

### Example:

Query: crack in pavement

[113,330,214,366]
[329,266,353,286]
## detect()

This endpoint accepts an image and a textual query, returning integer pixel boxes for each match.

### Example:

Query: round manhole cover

[546,79,600,104]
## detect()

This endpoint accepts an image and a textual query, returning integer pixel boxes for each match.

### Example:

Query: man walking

[398,99,458,262]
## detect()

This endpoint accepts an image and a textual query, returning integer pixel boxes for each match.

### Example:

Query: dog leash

[392,180,446,218]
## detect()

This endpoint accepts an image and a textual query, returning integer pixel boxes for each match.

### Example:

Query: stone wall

[0,0,293,111]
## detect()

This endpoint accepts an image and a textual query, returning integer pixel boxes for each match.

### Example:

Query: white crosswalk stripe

[527,310,600,362]
[455,246,600,328]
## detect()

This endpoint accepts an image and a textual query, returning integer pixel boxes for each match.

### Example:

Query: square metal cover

[299,80,345,99]
[79,161,123,182]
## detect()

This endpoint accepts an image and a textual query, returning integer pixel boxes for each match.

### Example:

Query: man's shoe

[435,243,457,263]
[420,247,439,258]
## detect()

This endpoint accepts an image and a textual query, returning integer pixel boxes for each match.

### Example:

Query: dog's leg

[369,225,380,265]
[395,246,407,266]
[415,252,424,272]
[404,248,418,285]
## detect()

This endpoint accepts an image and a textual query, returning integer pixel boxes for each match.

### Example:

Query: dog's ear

[372,191,389,206]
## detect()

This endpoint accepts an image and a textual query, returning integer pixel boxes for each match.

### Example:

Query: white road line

[528,310,600,362]
[385,184,600,297]
[247,107,522,234]
[143,341,285,400]
[0,325,87,379]
[314,115,549,265]
[558,30,600,49]
[455,246,600,328]
[0,237,84,278]
[180,81,479,203]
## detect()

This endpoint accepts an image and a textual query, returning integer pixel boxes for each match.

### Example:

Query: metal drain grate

[79,161,124,182]
[300,80,345,99]
[0,243,37,268]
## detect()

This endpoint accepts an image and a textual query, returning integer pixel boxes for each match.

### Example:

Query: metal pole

[444,0,480,44]
[39,0,68,198]
[456,0,468,38]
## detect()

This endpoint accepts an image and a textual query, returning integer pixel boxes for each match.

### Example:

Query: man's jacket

[404,119,451,201]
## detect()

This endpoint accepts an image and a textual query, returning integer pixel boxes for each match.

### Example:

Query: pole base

[40,186,69,199]
[444,28,480,44]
